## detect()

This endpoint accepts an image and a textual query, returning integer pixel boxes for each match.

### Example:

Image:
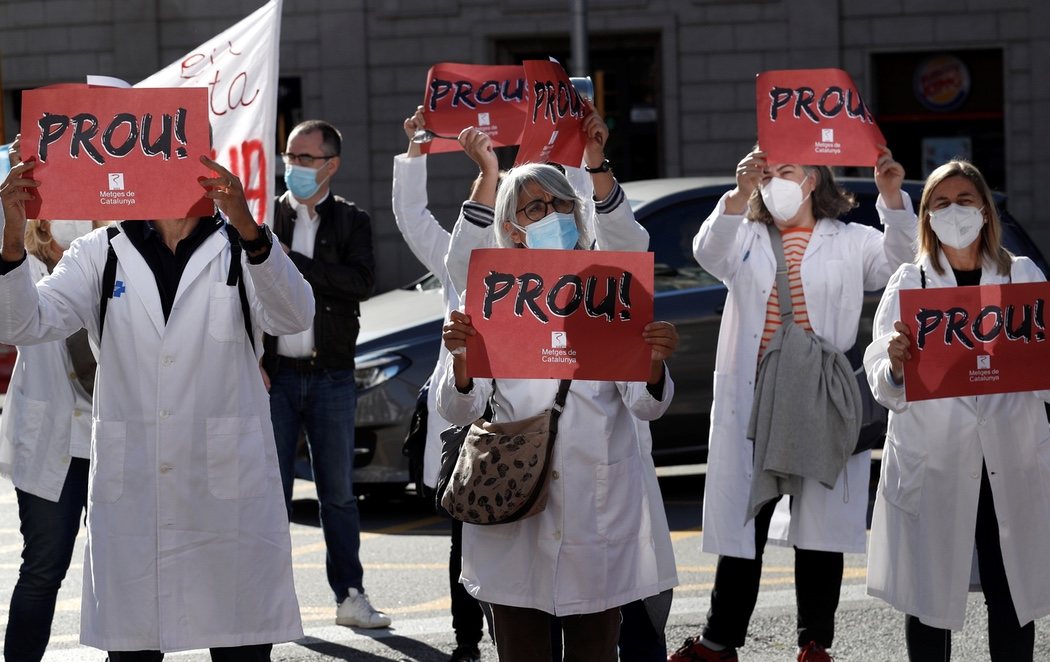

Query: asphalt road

[1,465,1048,660]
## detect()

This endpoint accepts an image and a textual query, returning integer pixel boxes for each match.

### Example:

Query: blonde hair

[25,220,111,268]
[918,160,1011,276]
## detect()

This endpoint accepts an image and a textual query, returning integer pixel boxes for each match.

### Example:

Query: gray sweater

[746,319,861,519]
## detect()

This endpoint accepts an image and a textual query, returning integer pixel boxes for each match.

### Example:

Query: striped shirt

[759,227,813,360]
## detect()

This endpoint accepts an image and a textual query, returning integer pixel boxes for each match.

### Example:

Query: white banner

[136,0,282,226]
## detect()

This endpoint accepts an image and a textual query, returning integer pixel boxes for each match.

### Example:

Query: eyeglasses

[281,152,336,167]
[516,197,576,223]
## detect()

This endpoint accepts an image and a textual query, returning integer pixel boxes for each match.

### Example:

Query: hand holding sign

[0,159,39,262]
[874,146,906,210]
[643,320,679,384]
[581,101,609,164]
[459,127,499,178]
[198,155,259,243]
[727,147,768,215]
[887,320,913,384]
[443,309,477,391]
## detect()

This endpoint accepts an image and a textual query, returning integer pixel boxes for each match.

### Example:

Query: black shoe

[449,645,481,662]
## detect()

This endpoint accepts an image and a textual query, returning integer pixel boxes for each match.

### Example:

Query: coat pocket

[206,417,268,499]
[10,396,48,462]
[879,438,925,516]
[595,453,645,542]
[90,420,126,504]
[208,282,242,343]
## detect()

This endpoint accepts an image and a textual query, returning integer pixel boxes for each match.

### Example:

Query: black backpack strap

[223,224,255,352]
[99,226,121,338]
[920,266,927,289]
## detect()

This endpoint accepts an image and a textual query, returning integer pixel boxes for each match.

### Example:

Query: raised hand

[875,145,905,210]
[887,320,912,384]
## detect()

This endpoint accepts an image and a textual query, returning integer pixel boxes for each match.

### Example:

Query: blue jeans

[5,458,89,662]
[269,365,363,602]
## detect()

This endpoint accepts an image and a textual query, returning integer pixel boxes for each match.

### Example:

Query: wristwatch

[239,223,273,253]
[584,159,612,173]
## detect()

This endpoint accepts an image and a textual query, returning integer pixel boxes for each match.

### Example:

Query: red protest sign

[899,282,1050,401]
[22,86,213,221]
[756,68,886,167]
[420,63,528,155]
[514,60,587,168]
[464,248,655,381]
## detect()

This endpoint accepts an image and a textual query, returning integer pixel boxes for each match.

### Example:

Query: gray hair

[492,163,590,249]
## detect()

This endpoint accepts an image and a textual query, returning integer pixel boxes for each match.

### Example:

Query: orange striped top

[759,227,813,360]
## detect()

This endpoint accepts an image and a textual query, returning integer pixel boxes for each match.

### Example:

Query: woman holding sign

[864,160,1050,661]
[437,162,679,662]
[676,147,916,662]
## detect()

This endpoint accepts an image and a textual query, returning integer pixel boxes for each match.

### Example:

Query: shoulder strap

[920,266,926,289]
[553,378,572,410]
[99,226,121,338]
[223,224,255,353]
[767,225,794,321]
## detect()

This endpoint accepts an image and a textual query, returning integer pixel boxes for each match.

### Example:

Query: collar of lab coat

[108,227,231,337]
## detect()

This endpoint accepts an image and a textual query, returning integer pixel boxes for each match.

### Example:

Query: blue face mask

[284,163,324,200]
[514,212,579,250]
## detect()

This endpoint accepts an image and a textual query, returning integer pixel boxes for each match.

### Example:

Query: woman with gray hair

[437,160,679,662]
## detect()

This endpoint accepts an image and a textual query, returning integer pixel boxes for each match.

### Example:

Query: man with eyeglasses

[261,119,387,628]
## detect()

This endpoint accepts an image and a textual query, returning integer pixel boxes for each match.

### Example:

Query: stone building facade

[2,0,1047,291]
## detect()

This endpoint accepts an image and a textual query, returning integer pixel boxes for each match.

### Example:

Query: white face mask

[929,203,985,250]
[48,220,93,249]
[760,175,811,223]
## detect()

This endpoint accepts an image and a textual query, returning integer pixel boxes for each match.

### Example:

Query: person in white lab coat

[1,212,108,662]
[672,147,916,662]
[0,154,311,660]
[437,162,679,662]
[864,160,1050,662]
[393,107,497,662]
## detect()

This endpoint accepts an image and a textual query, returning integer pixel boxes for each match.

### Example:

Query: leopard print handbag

[438,379,571,525]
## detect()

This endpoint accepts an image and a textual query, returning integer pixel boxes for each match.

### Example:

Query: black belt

[276,355,319,373]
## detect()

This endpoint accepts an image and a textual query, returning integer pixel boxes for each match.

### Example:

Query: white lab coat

[693,191,917,558]
[391,153,461,489]
[864,254,1050,630]
[436,370,676,615]
[0,255,91,501]
[0,224,312,652]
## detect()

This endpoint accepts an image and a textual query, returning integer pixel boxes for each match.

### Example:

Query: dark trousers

[270,365,364,601]
[4,458,89,662]
[904,464,1035,662]
[107,645,272,662]
[449,517,485,649]
[703,497,844,649]
[490,603,620,662]
[619,597,668,661]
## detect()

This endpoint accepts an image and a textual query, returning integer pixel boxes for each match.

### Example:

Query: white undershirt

[276,192,327,358]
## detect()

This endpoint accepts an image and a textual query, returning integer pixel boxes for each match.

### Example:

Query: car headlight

[354,353,411,392]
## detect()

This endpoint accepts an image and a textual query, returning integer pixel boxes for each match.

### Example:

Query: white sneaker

[335,588,391,628]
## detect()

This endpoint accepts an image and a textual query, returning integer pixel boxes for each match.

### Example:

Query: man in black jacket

[262,119,388,628]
